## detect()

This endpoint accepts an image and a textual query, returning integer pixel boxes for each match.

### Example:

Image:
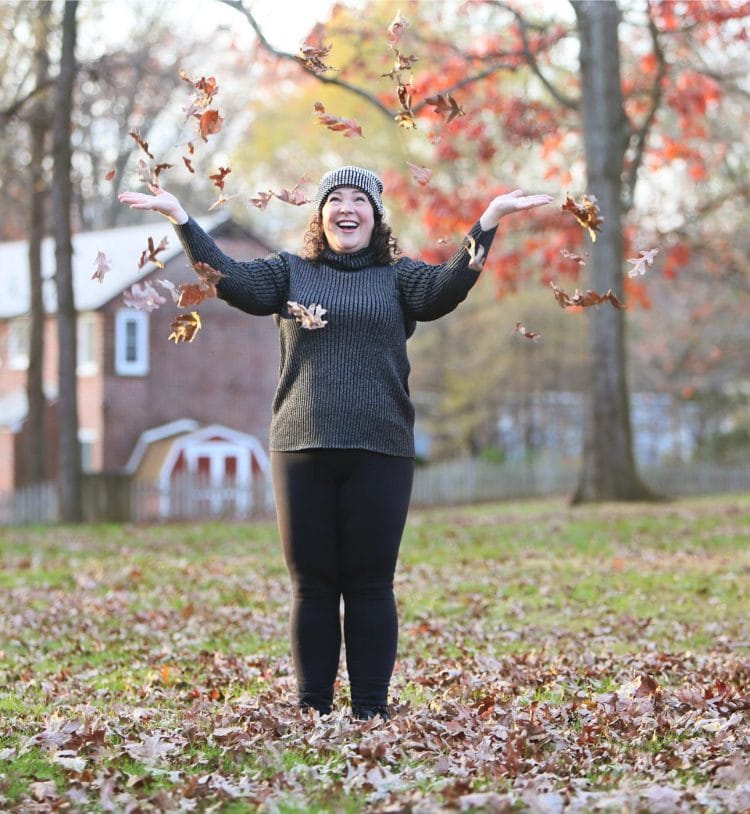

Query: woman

[119,167,552,719]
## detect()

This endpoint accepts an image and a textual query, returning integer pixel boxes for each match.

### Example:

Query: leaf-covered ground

[1,494,749,813]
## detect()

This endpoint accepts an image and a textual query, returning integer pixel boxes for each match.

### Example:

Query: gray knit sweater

[174,218,497,457]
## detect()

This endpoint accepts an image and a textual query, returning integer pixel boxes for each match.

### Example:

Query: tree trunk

[52,0,81,521]
[571,0,655,503]
[25,0,52,486]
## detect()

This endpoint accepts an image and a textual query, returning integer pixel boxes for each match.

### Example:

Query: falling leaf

[287,301,328,329]
[128,129,154,159]
[249,190,275,210]
[208,192,240,211]
[406,162,432,187]
[193,261,224,287]
[562,193,603,241]
[169,312,202,343]
[209,166,231,191]
[104,169,116,181]
[123,281,167,312]
[154,279,180,303]
[297,42,335,74]
[313,101,363,138]
[424,93,465,123]
[138,236,169,269]
[179,69,219,108]
[514,321,541,341]
[91,250,112,283]
[177,262,223,307]
[549,280,625,310]
[465,236,486,271]
[275,181,311,206]
[197,109,224,141]
[387,10,409,44]
[627,247,659,277]
[560,248,588,266]
[183,156,195,174]
[382,49,419,78]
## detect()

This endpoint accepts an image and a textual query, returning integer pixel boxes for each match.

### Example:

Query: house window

[115,309,149,376]
[8,318,30,370]
[77,313,97,376]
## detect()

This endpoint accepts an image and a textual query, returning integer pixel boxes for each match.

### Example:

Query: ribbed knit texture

[314,166,385,216]
[173,218,497,457]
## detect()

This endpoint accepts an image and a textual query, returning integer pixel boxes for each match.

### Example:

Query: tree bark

[52,0,82,521]
[25,0,53,486]
[571,0,655,502]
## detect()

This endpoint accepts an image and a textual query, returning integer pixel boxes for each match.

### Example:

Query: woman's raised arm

[118,185,189,225]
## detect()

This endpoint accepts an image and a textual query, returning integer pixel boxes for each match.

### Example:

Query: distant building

[0,215,279,498]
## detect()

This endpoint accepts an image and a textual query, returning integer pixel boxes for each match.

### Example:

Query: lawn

[1,494,749,812]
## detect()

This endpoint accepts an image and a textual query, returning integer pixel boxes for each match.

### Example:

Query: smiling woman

[117,167,552,721]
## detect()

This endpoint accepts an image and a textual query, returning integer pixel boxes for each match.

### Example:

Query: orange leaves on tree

[169,312,202,344]
[561,193,603,242]
[550,281,625,310]
[313,102,363,138]
[138,236,169,269]
[424,93,465,124]
[297,42,335,75]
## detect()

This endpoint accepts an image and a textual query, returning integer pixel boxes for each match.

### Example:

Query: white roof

[0,214,226,318]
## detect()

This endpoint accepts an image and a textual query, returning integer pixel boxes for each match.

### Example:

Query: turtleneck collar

[320,245,376,271]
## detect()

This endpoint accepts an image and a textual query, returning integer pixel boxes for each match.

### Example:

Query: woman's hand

[118,185,189,225]
[479,189,554,231]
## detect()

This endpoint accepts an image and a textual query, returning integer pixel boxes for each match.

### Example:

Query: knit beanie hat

[314,166,385,218]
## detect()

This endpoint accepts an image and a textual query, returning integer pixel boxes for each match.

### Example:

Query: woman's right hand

[118,185,189,225]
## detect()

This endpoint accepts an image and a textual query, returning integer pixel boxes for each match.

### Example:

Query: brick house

[0,214,279,509]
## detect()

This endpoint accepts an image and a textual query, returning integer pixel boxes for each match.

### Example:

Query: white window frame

[8,317,30,370]
[115,309,149,376]
[77,312,98,376]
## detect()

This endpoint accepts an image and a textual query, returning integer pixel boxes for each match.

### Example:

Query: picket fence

[1,460,749,526]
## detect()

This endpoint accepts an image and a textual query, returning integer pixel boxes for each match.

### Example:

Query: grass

[0,493,749,811]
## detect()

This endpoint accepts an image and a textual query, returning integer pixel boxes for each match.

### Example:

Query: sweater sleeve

[173,216,289,316]
[396,221,498,321]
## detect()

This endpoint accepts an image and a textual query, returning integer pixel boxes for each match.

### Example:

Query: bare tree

[25,0,53,486]
[52,0,81,521]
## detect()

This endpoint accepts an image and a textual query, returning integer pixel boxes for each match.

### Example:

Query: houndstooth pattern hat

[314,166,385,218]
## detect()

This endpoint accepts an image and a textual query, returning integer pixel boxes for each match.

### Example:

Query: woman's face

[321,186,375,254]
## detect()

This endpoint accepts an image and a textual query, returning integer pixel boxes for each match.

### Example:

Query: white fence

[1,461,749,526]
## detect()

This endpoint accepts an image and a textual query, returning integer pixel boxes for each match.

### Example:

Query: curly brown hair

[302,212,401,265]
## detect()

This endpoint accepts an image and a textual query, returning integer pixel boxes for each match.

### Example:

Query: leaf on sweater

[91,250,112,283]
[514,322,542,341]
[287,301,328,330]
[123,281,166,312]
[466,236,486,271]
[168,312,202,343]
[138,236,169,269]
[627,247,659,277]
[550,281,625,310]
[297,42,335,75]
[313,102,363,138]
[562,193,603,242]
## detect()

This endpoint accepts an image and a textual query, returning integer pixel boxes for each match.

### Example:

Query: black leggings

[271,449,414,713]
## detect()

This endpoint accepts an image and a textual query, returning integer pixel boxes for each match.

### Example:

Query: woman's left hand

[479,189,554,231]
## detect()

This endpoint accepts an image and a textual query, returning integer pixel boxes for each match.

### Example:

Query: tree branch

[0,77,55,124]
[489,0,579,111]
[622,3,668,212]
[218,0,394,119]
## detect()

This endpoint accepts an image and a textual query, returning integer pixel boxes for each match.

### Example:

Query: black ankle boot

[351,705,388,721]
